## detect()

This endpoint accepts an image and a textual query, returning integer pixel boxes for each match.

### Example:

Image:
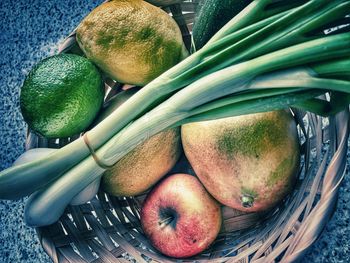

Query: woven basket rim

[23,1,350,262]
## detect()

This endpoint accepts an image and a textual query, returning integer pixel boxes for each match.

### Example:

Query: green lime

[20,54,104,138]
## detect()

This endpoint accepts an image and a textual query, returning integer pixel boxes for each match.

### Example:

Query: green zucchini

[192,0,253,51]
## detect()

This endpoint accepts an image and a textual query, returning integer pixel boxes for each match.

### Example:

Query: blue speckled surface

[0,0,349,262]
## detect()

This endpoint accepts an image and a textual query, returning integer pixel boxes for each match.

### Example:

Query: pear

[181,110,300,212]
[98,89,181,197]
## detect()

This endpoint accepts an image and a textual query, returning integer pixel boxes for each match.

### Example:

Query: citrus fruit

[181,110,300,212]
[76,0,187,86]
[20,54,104,138]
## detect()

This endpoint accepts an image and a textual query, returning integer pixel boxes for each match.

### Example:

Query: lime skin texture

[20,53,104,138]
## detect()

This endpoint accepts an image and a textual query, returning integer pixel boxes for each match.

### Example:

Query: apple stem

[158,216,173,227]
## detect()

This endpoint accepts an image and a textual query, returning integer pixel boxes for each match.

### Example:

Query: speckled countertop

[0,0,349,262]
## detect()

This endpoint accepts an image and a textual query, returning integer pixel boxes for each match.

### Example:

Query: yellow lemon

[76,0,187,86]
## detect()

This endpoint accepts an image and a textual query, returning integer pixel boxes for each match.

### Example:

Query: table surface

[0,0,349,262]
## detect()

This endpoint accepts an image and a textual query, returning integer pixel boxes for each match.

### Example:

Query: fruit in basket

[99,89,182,197]
[141,173,222,258]
[76,0,188,86]
[181,110,300,212]
[20,54,104,138]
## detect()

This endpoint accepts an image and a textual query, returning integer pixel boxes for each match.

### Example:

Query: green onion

[207,0,310,44]
[25,33,350,226]
[4,2,348,200]
[193,0,350,77]
[0,0,349,226]
[311,58,350,80]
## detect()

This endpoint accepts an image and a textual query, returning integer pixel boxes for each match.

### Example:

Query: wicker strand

[29,1,350,262]
[283,108,349,262]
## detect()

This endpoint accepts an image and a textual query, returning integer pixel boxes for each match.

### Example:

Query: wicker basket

[25,1,350,262]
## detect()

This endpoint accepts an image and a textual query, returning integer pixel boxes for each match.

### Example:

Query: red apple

[140,173,222,258]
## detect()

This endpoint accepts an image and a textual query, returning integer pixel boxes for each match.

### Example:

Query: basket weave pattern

[25,1,350,262]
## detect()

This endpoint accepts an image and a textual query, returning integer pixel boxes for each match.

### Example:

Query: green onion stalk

[25,32,350,226]
[0,0,348,226]
[0,0,347,199]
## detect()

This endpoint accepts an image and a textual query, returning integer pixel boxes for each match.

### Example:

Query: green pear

[181,110,300,212]
[98,89,181,197]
